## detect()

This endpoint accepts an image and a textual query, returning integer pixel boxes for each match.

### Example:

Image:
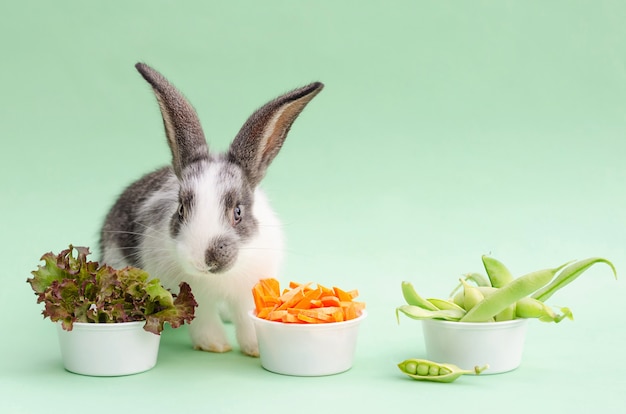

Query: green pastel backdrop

[1,1,625,412]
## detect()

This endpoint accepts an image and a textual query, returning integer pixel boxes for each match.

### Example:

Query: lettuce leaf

[27,245,197,334]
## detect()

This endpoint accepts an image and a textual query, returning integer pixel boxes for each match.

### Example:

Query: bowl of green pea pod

[396,256,617,375]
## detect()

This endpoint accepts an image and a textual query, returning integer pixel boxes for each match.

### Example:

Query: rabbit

[99,62,323,356]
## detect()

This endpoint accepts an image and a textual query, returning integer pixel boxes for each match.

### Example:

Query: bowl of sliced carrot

[249,278,367,376]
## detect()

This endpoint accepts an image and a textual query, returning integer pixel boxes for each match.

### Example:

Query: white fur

[136,164,284,356]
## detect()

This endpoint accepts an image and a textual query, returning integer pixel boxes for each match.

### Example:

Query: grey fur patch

[100,166,177,268]
[215,159,258,242]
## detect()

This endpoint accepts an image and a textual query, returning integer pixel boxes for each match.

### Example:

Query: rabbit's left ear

[229,82,324,187]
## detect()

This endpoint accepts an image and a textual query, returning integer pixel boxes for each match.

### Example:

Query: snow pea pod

[396,305,465,322]
[515,297,573,323]
[427,298,466,313]
[461,278,484,311]
[448,272,491,298]
[452,286,496,308]
[494,303,516,321]
[532,257,617,302]
[401,281,438,311]
[460,261,571,322]
[482,255,514,288]
[398,358,488,383]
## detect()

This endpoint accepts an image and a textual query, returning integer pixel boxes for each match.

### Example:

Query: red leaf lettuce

[27,245,197,334]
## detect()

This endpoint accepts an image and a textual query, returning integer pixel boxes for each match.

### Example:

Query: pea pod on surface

[398,358,488,383]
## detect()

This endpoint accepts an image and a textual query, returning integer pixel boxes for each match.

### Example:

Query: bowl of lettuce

[27,245,197,376]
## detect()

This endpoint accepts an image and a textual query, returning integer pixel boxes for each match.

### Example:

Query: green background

[1,1,625,412]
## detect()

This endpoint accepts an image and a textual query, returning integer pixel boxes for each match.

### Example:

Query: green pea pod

[532,257,617,302]
[549,307,573,323]
[452,290,465,308]
[482,255,514,288]
[427,298,466,313]
[398,358,488,383]
[494,303,516,321]
[396,305,465,322]
[516,297,573,323]
[476,286,498,296]
[461,279,484,311]
[401,281,439,311]
[453,286,497,309]
[460,261,571,322]
[465,272,492,287]
[515,297,555,319]
[449,273,491,298]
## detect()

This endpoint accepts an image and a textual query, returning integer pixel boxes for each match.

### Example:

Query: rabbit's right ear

[135,63,209,179]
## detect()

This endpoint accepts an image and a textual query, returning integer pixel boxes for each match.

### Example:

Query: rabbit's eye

[178,203,186,219]
[233,205,242,225]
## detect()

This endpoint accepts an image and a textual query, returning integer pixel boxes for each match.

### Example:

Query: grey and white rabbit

[100,62,323,356]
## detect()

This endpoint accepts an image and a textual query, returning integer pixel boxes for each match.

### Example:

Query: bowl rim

[248,309,367,329]
[57,320,149,332]
[421,317,528,329]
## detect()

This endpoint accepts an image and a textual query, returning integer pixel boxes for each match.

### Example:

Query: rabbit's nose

[205,236,237,273]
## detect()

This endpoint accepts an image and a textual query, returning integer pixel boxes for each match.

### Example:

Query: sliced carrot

[257,306,276,319]
[320,296,341,307]
[261,295,281,307]
[267,309,288,321]
[252,278,365,324]
[333,286,353,302]
[261,278,280,297]
[298,308,333,322]
[331,309,345,322]
[324,306,344,314]
[318,284,335,295]
[342,302,357,320]
[252,284,266,311]
[292,287,323,309]
[296,314,323,323]
[282,313,302,323]
[353,301,366,312]
[276,283,308,310]
[277,292,304,311]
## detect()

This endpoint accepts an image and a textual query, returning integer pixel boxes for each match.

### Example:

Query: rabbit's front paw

[238,340,259,357]
[189,320,232,353]
[236,325,259,357]
[193,340,233,353]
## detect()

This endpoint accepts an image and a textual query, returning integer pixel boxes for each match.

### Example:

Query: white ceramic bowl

[56,321,161,376]
[249,310,367,376]
[421,318,528,374]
